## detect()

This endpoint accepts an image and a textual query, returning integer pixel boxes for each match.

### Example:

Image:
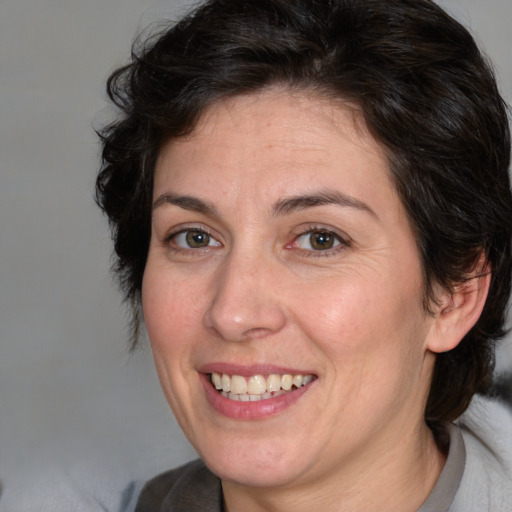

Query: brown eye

[172,229,221,249]
[295,230,342,251]
[186,230,210,248]
[310,232,335,250]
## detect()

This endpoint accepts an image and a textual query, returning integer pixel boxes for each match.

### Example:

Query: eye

[171,229,221,249]
[295,230,343,251]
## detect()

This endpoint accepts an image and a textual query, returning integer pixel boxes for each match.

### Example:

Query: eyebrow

[152,189,377,219]
[272,190,377,218]
[152,193,220,217]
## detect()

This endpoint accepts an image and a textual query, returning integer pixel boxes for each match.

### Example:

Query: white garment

[449,395,512,511]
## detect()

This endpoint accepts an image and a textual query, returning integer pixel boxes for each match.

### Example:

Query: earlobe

[427,265,491,354]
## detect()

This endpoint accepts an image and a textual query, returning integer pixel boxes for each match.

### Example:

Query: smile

[210,372,315,401]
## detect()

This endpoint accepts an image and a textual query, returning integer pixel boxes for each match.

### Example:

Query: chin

[198,438,311,488]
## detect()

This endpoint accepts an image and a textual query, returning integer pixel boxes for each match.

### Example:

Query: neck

[222,421,446,512]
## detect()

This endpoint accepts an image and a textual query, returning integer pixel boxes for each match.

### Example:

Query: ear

[427,259,491,354]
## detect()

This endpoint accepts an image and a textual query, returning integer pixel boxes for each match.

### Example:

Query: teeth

[221,389,292,401]
[247,375,266,395]
[231,375,247,395]
[212,373,222,390]
[266,374,281,392]
[281,374,293,391]
[210,372,315,399]
[302,375,314,386]
[221,374,231,392]
[292,375,303,388]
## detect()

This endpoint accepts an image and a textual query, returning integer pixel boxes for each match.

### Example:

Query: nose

[202,251,288,342]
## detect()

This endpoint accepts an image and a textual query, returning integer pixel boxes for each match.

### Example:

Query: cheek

[300,279,431,427]
[298,280,381,348]
[297,271,427,369]
[141,268,205,351]
[141,268,204,420]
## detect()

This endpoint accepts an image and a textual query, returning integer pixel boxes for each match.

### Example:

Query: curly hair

[96,0,512,429]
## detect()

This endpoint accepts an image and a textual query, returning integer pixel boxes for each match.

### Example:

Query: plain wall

[1,0,511,506]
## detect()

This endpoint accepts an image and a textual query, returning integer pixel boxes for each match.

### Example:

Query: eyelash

[163,224,350,257]
[289,225,350,257]
[164,225,221,253]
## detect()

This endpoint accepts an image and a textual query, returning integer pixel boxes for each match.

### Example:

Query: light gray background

[1,0,511,506]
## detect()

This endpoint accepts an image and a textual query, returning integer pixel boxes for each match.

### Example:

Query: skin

[142,88,487,512]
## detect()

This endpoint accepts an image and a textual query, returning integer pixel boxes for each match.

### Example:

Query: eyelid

[295,232,341,250]
[163,224,222,249]
[164,222,211,240]
[288,224,351,254]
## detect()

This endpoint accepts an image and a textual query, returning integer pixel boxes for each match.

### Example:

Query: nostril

[202,296,287,342]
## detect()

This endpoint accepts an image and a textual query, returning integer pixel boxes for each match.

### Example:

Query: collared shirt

[130,397,512,512]
[133,425,466,512]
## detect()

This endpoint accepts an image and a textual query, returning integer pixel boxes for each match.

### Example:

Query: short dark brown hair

[96,0,512,428]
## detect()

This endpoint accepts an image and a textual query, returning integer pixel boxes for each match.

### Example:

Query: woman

[96,0,512,510]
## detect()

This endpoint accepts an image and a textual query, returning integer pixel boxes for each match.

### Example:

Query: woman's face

[142,89,439,489]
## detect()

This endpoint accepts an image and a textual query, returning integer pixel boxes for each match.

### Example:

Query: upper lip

[198,362,316,377]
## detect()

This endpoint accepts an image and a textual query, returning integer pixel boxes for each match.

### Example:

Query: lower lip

[200,374,313,420]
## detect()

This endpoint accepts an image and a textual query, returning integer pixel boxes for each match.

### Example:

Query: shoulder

[450,395,512,512]
[134,459,222,512]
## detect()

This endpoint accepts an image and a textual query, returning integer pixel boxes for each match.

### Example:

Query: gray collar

[135,424,465,512]
[418,423,466,512]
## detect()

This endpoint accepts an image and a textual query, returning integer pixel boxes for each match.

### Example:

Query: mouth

[209,372,316,402]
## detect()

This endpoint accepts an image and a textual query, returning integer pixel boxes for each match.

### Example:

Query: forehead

[153,88,399,218]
